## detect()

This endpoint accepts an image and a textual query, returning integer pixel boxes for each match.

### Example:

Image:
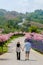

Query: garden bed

[0,34,24,55]
[30,39,43,54]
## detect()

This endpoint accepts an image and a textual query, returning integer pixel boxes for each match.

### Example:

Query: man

[24,39,31,60]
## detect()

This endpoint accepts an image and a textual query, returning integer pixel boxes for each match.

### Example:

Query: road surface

[0,36,43,65]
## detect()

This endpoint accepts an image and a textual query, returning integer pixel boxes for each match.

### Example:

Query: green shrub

[29,26,40,33]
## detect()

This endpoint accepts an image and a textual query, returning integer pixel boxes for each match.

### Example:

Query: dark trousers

[17,52,20,60]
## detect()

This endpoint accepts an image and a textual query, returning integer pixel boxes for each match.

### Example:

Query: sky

[0,0,43,13]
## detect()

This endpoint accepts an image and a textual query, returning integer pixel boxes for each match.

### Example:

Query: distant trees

[25,10,43,24]
[0,9,43,33]
[0,17,23,33]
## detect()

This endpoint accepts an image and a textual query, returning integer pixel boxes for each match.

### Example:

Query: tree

[29,26,39,33]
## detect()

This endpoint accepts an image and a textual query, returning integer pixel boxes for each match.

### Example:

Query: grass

[0,34,24,54]
[33,49,43,55]
[6,34,24,44]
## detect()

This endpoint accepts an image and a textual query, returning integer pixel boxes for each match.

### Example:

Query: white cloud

[0,0,43,13]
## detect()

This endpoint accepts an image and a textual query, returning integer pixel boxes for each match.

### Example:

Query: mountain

[0,9,7,16]
[0,9,24,19]
[25,9,43,24]
[0,9,43,23]
[0,9,43,33]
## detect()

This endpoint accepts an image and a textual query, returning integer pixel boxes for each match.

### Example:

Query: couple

[16,38,31,60]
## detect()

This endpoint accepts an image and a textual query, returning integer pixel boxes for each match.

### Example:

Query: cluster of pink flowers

[0,32,25,42]
[25,32,43,41]
[0,33,13,42]
[0,32,43,42]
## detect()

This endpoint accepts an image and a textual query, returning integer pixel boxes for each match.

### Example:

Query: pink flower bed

[25,32,43,41]
[0,32,25,42]
[1,32,43,42]
[0,33,15,42]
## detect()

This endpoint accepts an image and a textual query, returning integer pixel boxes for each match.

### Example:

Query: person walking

[23,39,31,60]
[16,42,22,60]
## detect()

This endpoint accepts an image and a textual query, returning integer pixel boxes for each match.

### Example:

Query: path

[0,36,43,65]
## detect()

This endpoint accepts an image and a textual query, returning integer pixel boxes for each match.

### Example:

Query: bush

[29,26,40,33]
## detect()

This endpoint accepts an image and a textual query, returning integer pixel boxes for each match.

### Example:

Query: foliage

[0,9,43,33]
[25,9,43,24]
[0,33,24,54]
[29,26,40,33]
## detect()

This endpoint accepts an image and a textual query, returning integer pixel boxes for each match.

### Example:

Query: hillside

[0,9,43,23]
[0,9,43,33]
[0,9,24,19]
[25,9,43,24]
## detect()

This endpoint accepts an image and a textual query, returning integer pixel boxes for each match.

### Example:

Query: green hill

[0,9,43,33]
[25,9,43,24]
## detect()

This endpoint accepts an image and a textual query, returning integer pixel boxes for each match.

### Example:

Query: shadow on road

[20,59,37,61]
[0,58,10,61]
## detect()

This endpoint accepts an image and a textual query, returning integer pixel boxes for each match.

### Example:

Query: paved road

[0,37,43,65]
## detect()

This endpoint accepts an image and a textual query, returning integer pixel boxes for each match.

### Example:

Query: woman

[16,42,22,60]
